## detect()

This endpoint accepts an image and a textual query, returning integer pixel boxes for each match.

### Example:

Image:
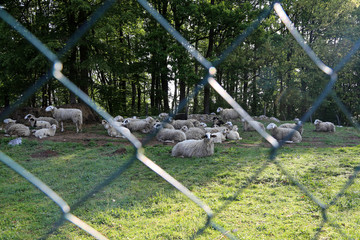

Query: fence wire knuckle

[0,0,359,239]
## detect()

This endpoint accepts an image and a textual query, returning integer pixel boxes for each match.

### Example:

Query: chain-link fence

[1,0,360,239]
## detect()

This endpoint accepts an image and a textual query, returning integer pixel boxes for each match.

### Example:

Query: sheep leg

[61,122,64,132]
[76,122,79,133]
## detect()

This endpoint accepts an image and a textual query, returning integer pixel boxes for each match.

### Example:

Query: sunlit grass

[0,121,360,239]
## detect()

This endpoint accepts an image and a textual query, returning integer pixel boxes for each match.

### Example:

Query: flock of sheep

[2,106,336,157]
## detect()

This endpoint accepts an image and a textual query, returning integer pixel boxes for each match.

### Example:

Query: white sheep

[155,127,186,142]
[203,127,221,133]
[266,123,302,143]
[180,126,205,140]
[102,120,130,138]
[3,118,30,137]
[226,125,242,140]
[170,119,195,130]
[45,106,83,133]
[188,119,201,127]
[212,128,229,143]
[122,117,155,133]
[314,119,336,132]
[171,132,216,158]
[158,113,169,121]
[154,122,175,130]
[33,124,57,139]
[24,114,59,126]
[28,117,51,129]
[114,115,124,122]
[216,107,241,122]
[242,119,265,132]
[279,122,304,135]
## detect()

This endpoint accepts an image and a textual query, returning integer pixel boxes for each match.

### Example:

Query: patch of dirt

[107,148,127,156]
[31,150,59,158]
[2,122,359,149]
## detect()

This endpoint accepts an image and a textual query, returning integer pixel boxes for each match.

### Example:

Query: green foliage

[1,0,360,120]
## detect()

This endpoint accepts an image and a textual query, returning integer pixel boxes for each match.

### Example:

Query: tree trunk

[251,68,258,115]
[243,72,249,111]
[69,48,77,104]
[137,84,141,114]
[131,80,136,115]
[119,78,126,113]
[204,0,215,114]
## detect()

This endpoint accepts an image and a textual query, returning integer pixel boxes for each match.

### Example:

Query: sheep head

[314,119,322,125]
[3,118,16,124]
[181,126,188,132]
[45,106,55,112]
[266,123,277,130]
[24,114,34,120]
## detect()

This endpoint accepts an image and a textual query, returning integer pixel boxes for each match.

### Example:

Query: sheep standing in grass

[28,117,51,129]
[33,124,57,139]
[242,119,265,132]
[171,132,216,158]
[180,126,205,140]
[216,107,241,122]
[279,121,304,135]
[3,118,30,137]
[102,120,131,138]
[45,106,83,133]
[266,123,302,143]
[314,119,336,132]
[24,114,59,126]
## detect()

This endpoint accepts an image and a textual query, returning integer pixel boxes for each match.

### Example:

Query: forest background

[1,0,359,124]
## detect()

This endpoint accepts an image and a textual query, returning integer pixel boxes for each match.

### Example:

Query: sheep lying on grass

[3,118,30,137]
[171,132,217,158]
[279,121,304,135]
[24,114,59,126]
[216,107,241,122]
[158,113,169,121]
[212,128,229,143]
[114,115,124,122]
[314,119,336,132]
[102,120,130,138]
[33,124,57,139]
[180,126,205,140]
[226,125,242,140]
[267,123,302,143]
[45,106,83,133]
[123,117,156,133]
[28,117,51,129]
[212,116,225,126]
[170,119,195,130]
[242,119,265,132]
[154,122,175,130]
[154,124,186,143]
[188,119,201,127]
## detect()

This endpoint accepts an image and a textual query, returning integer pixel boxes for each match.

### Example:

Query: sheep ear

[210,134,217,138]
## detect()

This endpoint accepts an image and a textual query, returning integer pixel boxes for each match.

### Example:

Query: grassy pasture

[0,121,360,239]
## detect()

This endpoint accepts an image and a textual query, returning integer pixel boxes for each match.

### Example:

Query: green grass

[1,122,360,239]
